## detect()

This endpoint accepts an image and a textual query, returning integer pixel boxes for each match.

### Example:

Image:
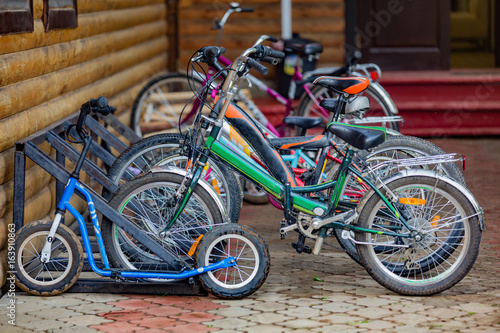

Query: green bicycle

[103,45,484,296]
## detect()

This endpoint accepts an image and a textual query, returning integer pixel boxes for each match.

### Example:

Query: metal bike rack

[13,112,206,295]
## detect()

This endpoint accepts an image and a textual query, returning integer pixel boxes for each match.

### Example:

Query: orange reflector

[212,179,221,194]
[399,198,426,205]
[431,215,440,228]
[187,235,204,257]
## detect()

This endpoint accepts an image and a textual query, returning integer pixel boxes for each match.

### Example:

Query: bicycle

[137,44,484,296]
[13,97,270,299]
[130,3,401,138]
[106,43,468,266]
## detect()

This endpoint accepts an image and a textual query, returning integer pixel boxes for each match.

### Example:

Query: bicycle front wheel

[104,133,242,224]
[130,73,204,136]
[356,175,481,296]
[102,172,225,275]
[14,221,84,296]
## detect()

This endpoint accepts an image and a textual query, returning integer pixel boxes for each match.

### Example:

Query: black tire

[102,172,225,274]
[195,224,270,299]
[296,83,400,135]
[104,133,242,223]
[355,175,481,296]
[131,73,205,136]
[14,221,83,296]
[333,135,468,265]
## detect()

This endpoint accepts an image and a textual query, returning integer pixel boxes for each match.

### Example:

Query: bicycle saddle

[283,116,324,130]
[284,39,323,57]
[327,122,385,150]
[314,76,369,95]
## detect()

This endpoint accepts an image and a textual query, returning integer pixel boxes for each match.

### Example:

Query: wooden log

[180,17,344,35]
[0,4,167,55]
[181,0,342,4]
[0,35,168,119]
[0,55,167,153]
[180,32,344,52]
[0,142,54,186]
[0,185,54,250]
[0,249,7,288]
[179,2,343,20]
[0,221,7,260]
[33,0,165,18]
[0,21,167,87]
[0,163,55,219]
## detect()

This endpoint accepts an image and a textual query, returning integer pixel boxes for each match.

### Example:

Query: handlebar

[202,46,226,59]
[72,96,113,142]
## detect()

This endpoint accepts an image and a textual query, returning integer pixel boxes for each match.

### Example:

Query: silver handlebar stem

[216,47,259,122]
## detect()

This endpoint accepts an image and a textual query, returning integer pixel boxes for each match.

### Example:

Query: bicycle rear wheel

[331,135,467,265]
[356,175,481,295]
[130,73,205,136]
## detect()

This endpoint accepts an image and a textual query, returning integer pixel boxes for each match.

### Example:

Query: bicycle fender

[358,169,484,230]
[149,166,229,221]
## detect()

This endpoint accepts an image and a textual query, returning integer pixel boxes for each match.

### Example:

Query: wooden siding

[0,0,168,286]
[178,0,345,76]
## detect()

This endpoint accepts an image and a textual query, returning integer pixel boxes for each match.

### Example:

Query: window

[43,0,77,31]
[0,0,34,35]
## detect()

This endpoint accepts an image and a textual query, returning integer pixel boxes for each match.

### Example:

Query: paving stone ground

[0,138,499,332]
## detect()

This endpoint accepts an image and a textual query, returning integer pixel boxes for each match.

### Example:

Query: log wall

[0,0,168,287]
[178,0,345,76]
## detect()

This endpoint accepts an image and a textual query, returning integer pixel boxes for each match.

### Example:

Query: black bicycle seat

[283,116,324,130]
[327,122,385,150]
[284,39,323,57]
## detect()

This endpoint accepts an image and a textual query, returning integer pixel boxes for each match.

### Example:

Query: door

[354,0,451,70]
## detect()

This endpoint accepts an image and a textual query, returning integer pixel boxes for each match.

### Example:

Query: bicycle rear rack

[13,112,206,295]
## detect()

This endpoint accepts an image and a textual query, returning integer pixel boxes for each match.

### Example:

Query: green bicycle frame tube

[209,137,328,216]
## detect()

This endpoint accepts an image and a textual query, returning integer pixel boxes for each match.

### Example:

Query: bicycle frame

[163,99,412,240]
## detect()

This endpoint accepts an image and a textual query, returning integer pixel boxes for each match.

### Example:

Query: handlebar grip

[247,58,269,76]
[203,46,225,59]
[265,48,285,60]
[89,96,108,109]
[239,7,254,12]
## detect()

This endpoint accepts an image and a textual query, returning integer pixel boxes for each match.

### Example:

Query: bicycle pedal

[291,242,312,254]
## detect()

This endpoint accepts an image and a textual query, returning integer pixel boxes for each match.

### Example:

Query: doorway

[450,0,497,68]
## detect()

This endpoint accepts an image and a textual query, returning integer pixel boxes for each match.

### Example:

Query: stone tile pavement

[1,138,500,332]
